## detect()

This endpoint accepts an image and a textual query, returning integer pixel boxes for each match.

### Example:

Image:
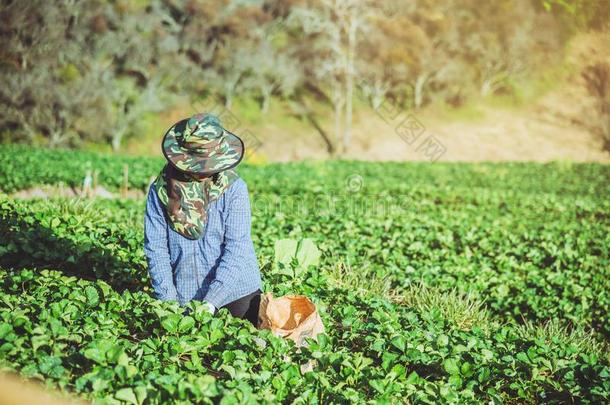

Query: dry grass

[388,282,491,331]
[325,263,491,332]
[324,261,393,298]
[515,318,609,358]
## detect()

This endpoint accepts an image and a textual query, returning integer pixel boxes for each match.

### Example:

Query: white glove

[202,300,216,315]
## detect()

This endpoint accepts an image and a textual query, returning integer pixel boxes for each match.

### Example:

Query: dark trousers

[220,289,261,326]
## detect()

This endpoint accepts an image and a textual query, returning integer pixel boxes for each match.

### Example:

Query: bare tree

[286,6,342,153]
[242,42,299,113]
[109,78,164,151]
[289,1,372,153]
[583,62,610,151]
[326,0,371,153]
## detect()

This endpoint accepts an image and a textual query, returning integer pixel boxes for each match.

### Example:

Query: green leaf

[106,344,126,364]
[222,350,236,363]
[85,286,99,306]
[161,314,181,333]
[406,371,421,384]
[38,355,60,373]
[82,339,115,364]
[448,374,463,387]
[481,348,494,361]
[460,361,472,376]
[221,364,236,379]
[274,239,298,265]
[369,379,386,394]
[390,336,405,352]
[296,238,320,268]
[443,358,460,376]
[497,284,510,297]
[134,386,148,404]
[31,334,50,351]
[437,334,449,347]
[115,387,138,404]
[21,363,38,378]
[0,323,13,339]
[478,367,491,382]
[380,352,397,371]
[516,352,529,363]
[178,316,195,333]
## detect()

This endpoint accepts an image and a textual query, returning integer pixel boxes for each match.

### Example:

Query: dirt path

[252,102,609,163]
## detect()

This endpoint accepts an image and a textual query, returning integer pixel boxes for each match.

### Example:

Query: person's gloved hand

[202,300,216,315]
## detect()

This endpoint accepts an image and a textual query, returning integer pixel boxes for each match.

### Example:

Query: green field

[0,145,609,403]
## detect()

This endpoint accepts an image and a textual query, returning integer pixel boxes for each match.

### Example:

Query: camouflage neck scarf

[153,164,239,239]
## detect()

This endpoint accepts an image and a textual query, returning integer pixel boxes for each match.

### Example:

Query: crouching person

[143,113,262,326]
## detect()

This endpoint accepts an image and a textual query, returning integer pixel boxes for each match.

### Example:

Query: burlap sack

[258,293,325,347]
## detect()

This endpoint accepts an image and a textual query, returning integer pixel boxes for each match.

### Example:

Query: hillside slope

[123,31,610,163]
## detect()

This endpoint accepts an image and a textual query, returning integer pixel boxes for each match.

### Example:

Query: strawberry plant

[0,146,609,402]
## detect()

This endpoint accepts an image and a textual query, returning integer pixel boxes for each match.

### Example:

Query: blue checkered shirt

[144,178,262,308]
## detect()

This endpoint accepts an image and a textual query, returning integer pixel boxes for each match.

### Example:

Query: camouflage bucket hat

[162,113,244,175]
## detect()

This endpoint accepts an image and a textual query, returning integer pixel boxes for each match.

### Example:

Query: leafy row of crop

[1,145,609,196]
[0,197,147,291]
[2,177,608,338]
[1,267,608,403]
[1,146,608,402]
[0,145,166,192]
